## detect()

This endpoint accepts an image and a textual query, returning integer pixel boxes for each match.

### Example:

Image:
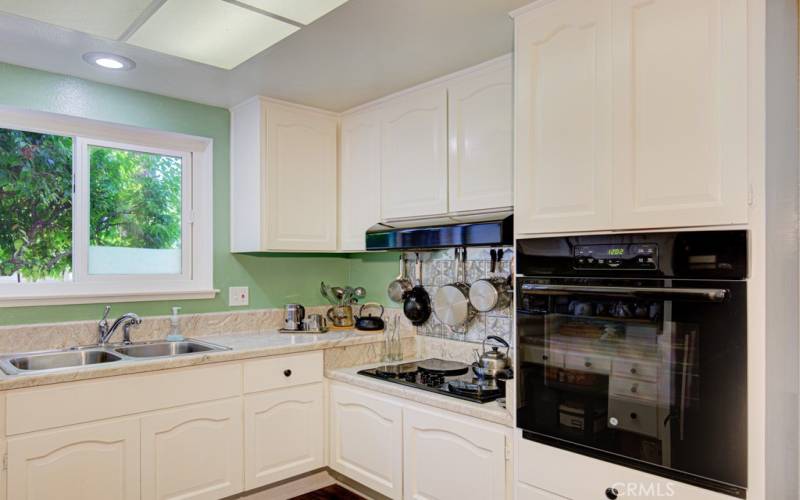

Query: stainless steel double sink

[0,339,230,376]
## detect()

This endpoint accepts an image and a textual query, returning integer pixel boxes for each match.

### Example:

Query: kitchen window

[0,107,214,306]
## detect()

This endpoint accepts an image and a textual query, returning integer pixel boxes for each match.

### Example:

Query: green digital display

[607,248,625,256]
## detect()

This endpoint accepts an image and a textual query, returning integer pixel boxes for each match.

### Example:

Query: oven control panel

[573,244,658,270]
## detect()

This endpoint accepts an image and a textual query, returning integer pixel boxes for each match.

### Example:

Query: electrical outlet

[229,286,249,307]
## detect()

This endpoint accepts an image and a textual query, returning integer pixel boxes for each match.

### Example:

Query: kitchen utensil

[387,255,413,302]
[283,304,306,331]
[331,287,346,305]
[353,287,367,301]
[320,282,334,305]
[354,302,385,331]
[471,362,513,380]
[403,253,432,325]
[302,314,328,333]
[433,247,474,331]
[342,286,355,304]
[326,305,354,327]
[476,335,511,377]
[469,247,512,313]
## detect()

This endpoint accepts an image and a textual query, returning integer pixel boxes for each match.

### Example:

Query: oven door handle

[520,283,728,302]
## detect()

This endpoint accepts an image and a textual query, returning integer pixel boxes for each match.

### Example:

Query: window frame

[0,106,215,307]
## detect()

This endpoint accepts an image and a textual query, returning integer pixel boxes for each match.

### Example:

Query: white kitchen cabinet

[513,0,613,235]
[515,433,731,500]
[380,86,449,221]
[403,406,508,500]
[7,419,140,500]
[140,398,243,500]
[340,107,382,251]
[244,384,324,489]
[448,57,513,214]
[513,0,749,235]
[610,0,748,229]
[329,383,403,499]
[231,97,338,252]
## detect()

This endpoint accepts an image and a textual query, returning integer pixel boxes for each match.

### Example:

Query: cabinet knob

[284,369,292,377]
[605,487,619,500]
[584,361,592,368]
[630,367,637,375]
[630,412,638,420]
[630,384,638,393]
[542,355,549,360]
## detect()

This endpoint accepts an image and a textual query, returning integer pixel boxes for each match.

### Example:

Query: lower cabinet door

[515,483,568,500]
[329,383,403,499]
[403,406,507,500]
[7,418,140,500]
[140,398,243,500]
[244,384,324,489]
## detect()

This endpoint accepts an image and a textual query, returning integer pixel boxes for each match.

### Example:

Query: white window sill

[0,289,219,308]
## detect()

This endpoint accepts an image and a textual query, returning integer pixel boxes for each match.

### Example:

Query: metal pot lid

[417,358,469,375]
[469,279,500,312]
[433,284,471,326]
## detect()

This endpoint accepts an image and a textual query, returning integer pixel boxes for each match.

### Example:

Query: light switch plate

[229,286,249,307]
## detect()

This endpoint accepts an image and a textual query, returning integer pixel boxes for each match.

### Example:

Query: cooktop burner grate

[357,358,506,404]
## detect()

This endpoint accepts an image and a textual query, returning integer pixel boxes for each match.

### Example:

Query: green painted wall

[0,63,397,326]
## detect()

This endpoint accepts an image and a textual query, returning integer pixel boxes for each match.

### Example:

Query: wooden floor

[289,484,365,500]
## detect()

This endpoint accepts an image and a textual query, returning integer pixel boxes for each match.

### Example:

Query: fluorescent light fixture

[236,0,349,25]
[82,52,136,70]
[127,0,299,70]
[0,0,153,40]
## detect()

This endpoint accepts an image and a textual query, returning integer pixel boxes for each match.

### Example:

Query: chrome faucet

[98,306,142,345]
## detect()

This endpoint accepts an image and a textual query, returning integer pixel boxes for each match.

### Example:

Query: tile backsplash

[402,247,513,346]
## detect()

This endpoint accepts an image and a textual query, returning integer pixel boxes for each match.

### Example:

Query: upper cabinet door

[448,58,513,214]
[514,0,614,235]
[265,102,338,251]
[340,108,382,251]
[380,86,448,220]
[611,0,748,229]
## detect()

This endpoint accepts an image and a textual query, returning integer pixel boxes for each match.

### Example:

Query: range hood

[365,212,513,251]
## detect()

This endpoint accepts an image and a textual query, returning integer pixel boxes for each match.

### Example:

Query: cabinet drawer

[609,376,658,402]
[607,398,659,438]
[244,351,323,394]
[7,363,241,435]
[564,352,611,374]
[515,434,731,500]
[522,345,565,367]
[612,358,658,382]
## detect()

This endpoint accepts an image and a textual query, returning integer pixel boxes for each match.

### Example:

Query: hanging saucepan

[403,253,431,326]
[387,254,413,303]
[354,302,385,331]
[433,248,475,332]
[469,248,512,313]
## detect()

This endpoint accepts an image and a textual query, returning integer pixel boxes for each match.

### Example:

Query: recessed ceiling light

[82,52,136,71]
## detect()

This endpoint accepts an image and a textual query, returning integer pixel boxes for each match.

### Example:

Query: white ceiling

[0,0,529,112]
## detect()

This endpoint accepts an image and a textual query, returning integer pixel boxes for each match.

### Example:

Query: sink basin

[113,340,224,358]
[7,349,122,372]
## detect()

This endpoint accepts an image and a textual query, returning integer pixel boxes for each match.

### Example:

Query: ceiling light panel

[237,0,348,25]
[0,0,153,39]
[127,0,299,70]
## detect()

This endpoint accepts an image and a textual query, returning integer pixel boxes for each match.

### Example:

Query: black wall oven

[515,231,747,498]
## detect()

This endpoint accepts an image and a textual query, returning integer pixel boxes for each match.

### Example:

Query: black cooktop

[357,358,507,404]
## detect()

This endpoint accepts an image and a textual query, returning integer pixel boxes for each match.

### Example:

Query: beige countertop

[326,362,514,427]
[0,329,395,391]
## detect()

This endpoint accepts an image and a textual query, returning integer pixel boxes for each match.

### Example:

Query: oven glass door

[516,277,747,496]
